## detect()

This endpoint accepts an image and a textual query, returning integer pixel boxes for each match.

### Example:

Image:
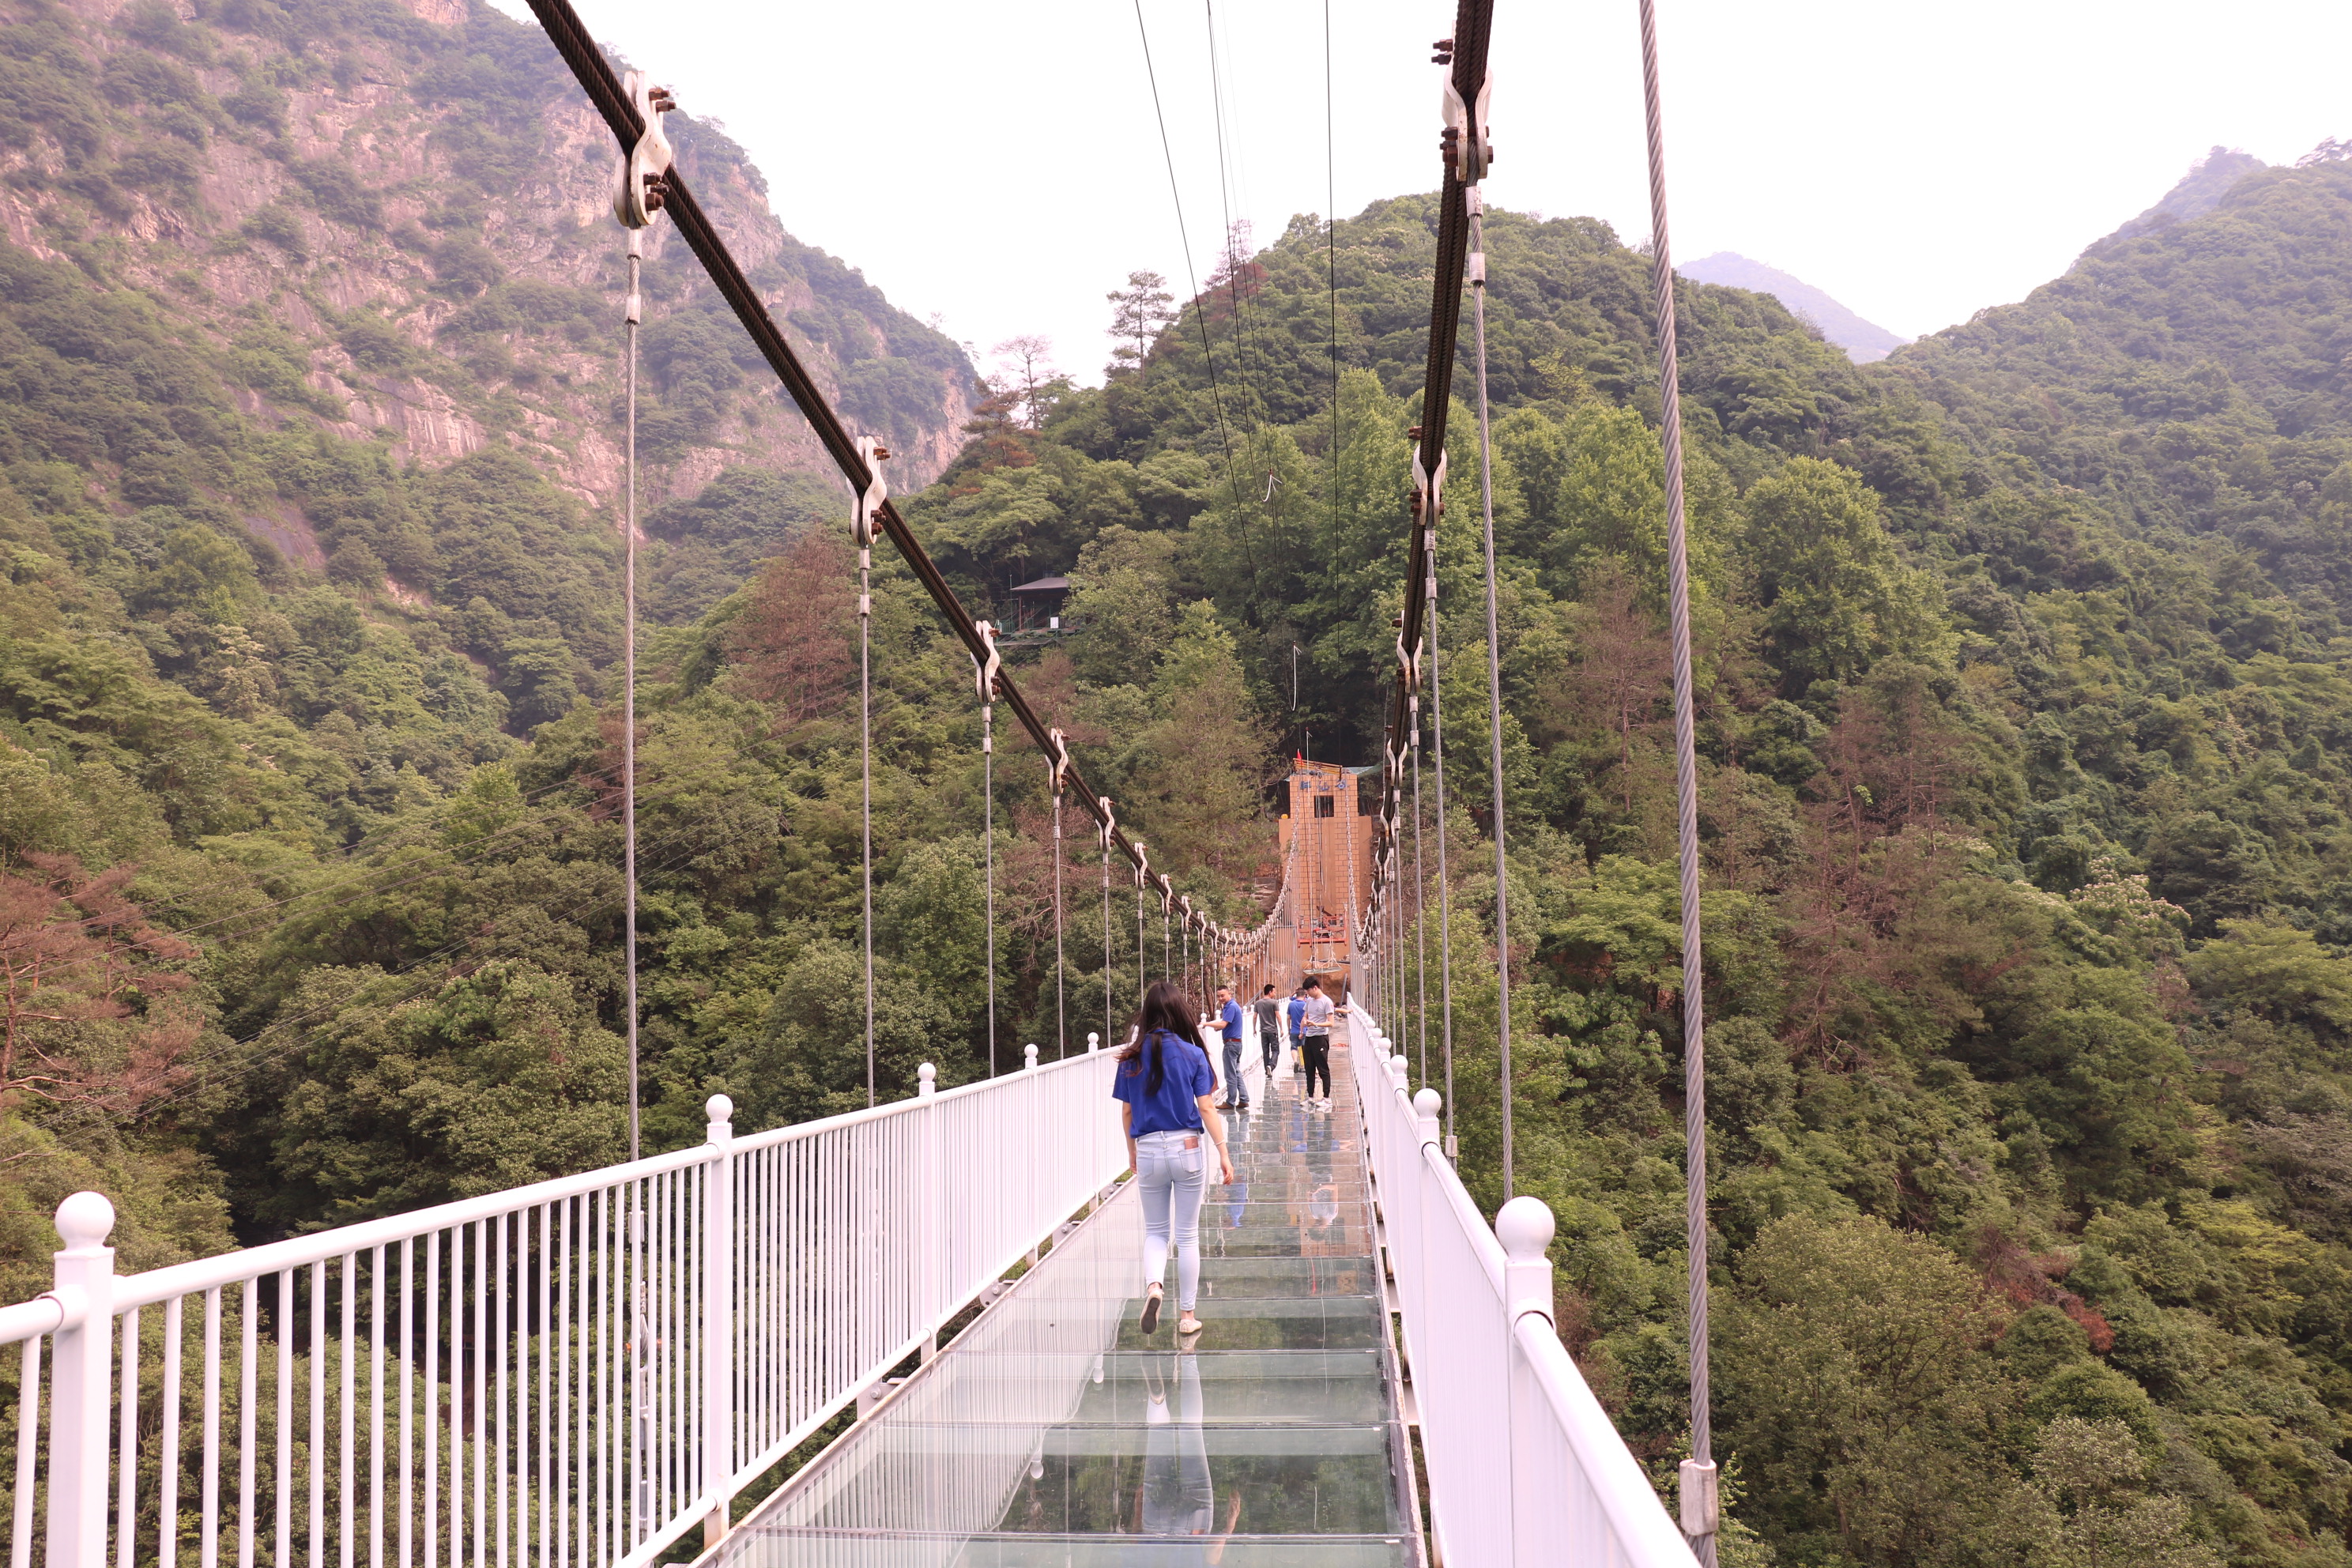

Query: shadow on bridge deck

[709,1037,1418,1566]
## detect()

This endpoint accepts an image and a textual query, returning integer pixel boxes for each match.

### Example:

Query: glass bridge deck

[713,1040,1417,1567]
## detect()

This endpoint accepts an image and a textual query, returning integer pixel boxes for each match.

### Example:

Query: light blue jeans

[1136,1129,1208,1312]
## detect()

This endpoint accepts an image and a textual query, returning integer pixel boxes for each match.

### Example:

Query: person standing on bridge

[1253,984,1282,1080]
[1114,981,1233,1337]
[1298,977,1347,1110]
[1213,985,1248,1111]
[1284,985,1309,1077]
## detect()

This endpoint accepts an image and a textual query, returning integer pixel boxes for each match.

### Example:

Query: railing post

[918,1064,939,1359]
[46,1191,115,1568]
[1498,1195,1558,1568]
[702,1096,733,1548]
[1023,1046,1041,1263]
[1086,1032,1099,1053]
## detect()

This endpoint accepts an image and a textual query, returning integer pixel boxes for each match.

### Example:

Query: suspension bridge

[0,1,1726,1563]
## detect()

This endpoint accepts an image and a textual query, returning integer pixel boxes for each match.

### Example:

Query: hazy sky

[496,0,2352,387]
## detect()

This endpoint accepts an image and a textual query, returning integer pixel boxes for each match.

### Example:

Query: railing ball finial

[1023,1044,1039,1071]
[55,1190,114,1253]
[1497,1194,1558,1267]
[1413,1086,1442,1121]
[1086,1032,1100,1054]
[918,1062,937,1097]
[704,1094,734,1145]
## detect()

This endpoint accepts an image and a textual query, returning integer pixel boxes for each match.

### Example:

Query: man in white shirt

[1297,978,1348,1109]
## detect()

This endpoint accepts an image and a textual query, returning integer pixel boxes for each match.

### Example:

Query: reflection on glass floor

[715,1042,1415,1568]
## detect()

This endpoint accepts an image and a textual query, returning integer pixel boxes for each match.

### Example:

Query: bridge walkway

[713,1033,1418,1566]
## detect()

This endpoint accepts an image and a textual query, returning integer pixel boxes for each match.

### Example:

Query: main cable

[526,0,1181,910]
[1636,0,1717,1555]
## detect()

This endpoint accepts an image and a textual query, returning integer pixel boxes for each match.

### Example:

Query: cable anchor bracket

[1440,66,1494,184]
[610,70,677,229]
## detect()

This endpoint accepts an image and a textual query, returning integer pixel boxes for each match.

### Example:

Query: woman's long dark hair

[1117,980,1206,1095]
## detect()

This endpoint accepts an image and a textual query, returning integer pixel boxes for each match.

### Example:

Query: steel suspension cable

[975,624,1001,1075]
[1467,189,1515,1197]
[621,228,643,1161]
[1344,786,1360,998]
[1635,0,1717,1554]
[1099,797,1116,1044]
[1429,440,1458,1159]
[1412,695,1429,1087]
[1050,733,1070,1057]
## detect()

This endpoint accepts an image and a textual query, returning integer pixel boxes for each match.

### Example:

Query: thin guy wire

[1202,0,1264,432]
[1325,0,1341,705]
[1638,0,1717,1552]
[623,231,643,1162]
[1470,194,1513,1197]
[1132,0,1242,500]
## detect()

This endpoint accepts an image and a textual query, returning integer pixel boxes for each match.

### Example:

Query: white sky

[497,0,2352,385]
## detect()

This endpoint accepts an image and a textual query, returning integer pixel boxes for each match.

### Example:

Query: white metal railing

[0,1049,1125,1568]
[1346,1012,1698,1568]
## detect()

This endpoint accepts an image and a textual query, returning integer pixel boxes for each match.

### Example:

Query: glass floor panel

[722,1531,1412,1568]
[895,1351,1389,1427]
[982,1253,1379,1303]
[718,1045,1415,1566]
[1105,1298,1382,1353]
[773,1423,1404,1536]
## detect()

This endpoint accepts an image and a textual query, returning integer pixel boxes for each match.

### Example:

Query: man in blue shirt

[1284,986,1309,1081]
[1212,986,1249,1110]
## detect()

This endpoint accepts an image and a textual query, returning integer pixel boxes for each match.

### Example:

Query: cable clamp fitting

[1048,728,1072,796]
[1410,447,1449,522]
[1157,874,1174,916]
[1439,68,1494,183]
[973,620,1002,703]
[610,71,676,229]
[1679,1459,1721,1538]
[1097,797,1117,853]
[850,435,889,549]
[1133,842,1150,891]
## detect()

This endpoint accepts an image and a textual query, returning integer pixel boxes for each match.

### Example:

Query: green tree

[1743,457,1948,690]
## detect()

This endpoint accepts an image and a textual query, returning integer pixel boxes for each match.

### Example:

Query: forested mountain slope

[2,6,2351,1560]
[913,164,2352,1566]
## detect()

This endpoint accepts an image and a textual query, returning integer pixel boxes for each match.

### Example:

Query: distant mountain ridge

[1679,251,1909,363]
[2099,145,2270,247]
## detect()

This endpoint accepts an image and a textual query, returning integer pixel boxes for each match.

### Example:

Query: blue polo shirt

[1112,1031,1218,1137]
[1285,996,1307,1039]
[1219,999,1243,1042]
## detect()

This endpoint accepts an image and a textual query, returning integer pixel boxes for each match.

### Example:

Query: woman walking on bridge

[1114,980,1234,1336]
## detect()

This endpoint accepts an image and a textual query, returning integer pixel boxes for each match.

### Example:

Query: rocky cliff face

[0,0,974,547]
